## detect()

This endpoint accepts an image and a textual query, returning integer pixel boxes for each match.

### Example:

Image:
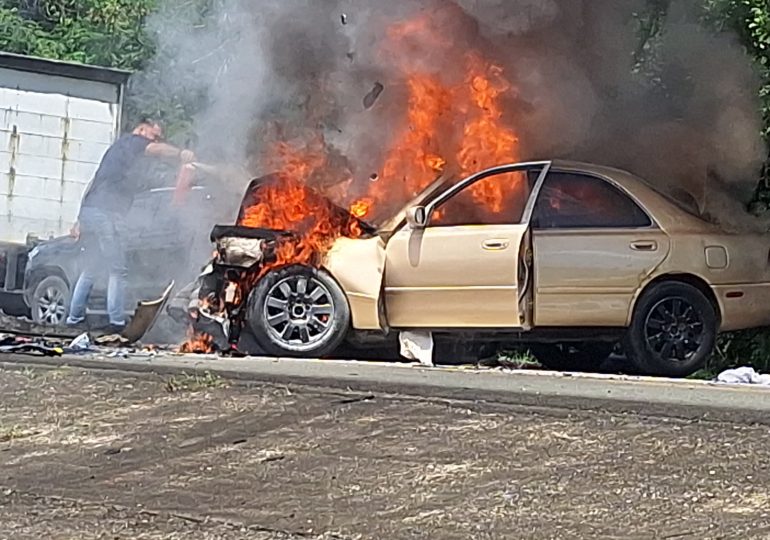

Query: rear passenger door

[531,171,670,327]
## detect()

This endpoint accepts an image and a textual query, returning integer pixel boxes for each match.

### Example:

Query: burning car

[173,159,770,377]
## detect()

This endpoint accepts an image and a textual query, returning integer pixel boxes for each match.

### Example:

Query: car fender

[323,236,387,331]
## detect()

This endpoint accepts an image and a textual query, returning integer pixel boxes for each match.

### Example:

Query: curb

[3,353,770,424]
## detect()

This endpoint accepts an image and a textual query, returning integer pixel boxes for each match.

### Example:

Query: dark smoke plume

[142,0,767,230]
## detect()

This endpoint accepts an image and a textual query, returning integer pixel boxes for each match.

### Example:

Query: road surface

[2,357,770,538]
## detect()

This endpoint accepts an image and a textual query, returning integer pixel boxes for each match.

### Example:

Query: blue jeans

[66,207,127,326]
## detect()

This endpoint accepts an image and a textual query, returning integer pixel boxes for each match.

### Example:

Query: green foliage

[0,0,156,69]
[703,0,770,141]
[707,329,770,375]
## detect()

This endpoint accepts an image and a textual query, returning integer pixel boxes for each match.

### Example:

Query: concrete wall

[0,65,122,243]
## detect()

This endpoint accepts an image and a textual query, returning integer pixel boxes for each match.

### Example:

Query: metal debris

[363,82,384,109]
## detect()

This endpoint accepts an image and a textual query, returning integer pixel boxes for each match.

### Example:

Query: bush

[708,329,770,374]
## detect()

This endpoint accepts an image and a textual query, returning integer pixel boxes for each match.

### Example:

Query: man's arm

[145,142,195,163]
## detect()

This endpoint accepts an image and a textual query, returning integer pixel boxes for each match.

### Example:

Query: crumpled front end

[169,225,292,352]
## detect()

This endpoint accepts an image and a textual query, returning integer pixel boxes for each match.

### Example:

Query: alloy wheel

[644,296,705,363]
[36,286,68,326]
[262,275,335,349]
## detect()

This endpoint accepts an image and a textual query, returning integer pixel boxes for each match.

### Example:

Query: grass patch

[165,371,228,393]
[496,349,541,370]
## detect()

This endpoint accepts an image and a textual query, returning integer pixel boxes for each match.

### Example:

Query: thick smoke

[140,0,767,230]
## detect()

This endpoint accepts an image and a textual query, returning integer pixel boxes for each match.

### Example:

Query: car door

[531,170,671,327]
[384,164,548,328]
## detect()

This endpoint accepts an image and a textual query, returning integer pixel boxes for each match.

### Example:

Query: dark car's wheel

[625,282,717,377]
[30,275,70,326]
[530,342,614,372]
[247,265,350,357]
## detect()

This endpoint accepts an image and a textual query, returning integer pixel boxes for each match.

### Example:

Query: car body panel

[323,236,386,330]
[383,224,528,328]
[319,160,770,335]
[533,228,671,326]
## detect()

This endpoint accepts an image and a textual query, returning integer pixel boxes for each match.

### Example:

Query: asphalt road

[2,357,770,539]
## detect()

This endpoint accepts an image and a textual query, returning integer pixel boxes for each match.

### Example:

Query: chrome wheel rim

[644,297,704,363]
[263,275,335,350]
[37,286,68,326]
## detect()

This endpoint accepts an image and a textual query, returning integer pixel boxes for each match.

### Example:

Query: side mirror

[406,206,428,229]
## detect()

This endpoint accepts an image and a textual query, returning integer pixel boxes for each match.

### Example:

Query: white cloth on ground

[715,366,770,385]
[399,331,434,367]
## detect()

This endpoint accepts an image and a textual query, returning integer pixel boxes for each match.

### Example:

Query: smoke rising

[139,0,767,230]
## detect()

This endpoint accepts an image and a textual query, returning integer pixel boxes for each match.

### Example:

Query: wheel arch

[24,266,71,305]
[629,273,721,326]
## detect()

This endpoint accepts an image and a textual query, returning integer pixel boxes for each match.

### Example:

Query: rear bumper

[714,283,770,331]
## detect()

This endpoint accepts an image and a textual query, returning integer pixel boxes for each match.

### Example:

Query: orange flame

[179,329,214,354]
[240,141,363,274]
[241,13,523,275]
[459,53,520,213]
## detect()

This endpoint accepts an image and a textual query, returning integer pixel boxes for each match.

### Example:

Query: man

[66,119,195,333]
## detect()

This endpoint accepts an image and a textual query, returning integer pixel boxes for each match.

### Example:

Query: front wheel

[30,275,70,326]
[625,282,717,377]
[247,265,350,357]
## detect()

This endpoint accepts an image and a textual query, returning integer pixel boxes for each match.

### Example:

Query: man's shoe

[97,324,126,336]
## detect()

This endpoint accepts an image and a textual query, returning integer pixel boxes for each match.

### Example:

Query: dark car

[23,185,219,326]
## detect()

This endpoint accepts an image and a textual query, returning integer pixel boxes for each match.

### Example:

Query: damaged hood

[238,174,377,235]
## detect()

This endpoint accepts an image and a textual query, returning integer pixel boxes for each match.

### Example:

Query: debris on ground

[66,333,93,354]
[715,366,770,385]
[0,334,63,357]
[399,331,434,367]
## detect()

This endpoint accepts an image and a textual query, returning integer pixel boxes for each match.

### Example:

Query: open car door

[383,163,550,329]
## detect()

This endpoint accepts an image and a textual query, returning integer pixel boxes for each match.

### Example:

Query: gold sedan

[239,160,770,377]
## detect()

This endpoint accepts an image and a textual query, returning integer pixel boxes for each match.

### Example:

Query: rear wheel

[530,342,614,372]
[30,275,70,326]
[247,265,350,357]
[625,282,716,377]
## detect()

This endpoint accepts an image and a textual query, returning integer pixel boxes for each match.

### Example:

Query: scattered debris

[399,331,434,367]
[715,366,770,385]
[0,334,63,357]
[363,82,384,109]
[66,333,93,354]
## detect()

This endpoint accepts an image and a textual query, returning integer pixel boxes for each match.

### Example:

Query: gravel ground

[1,366,770,539]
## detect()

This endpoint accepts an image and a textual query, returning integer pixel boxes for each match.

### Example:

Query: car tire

[625,282,717,377]
[30,275,70,326]
[530,342,614,372]
[247,265,350,357]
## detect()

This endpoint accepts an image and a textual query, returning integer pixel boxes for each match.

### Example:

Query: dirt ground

[1,366,770,539]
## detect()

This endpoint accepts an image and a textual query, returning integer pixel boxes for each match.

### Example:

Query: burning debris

[363,82,384,109]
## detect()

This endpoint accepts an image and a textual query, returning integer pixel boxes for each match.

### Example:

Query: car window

[430,169,538,226]
[533,172,652,229]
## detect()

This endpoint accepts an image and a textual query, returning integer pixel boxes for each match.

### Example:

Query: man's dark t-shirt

[80,134,152,215]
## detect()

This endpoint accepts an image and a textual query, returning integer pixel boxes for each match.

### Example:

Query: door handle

[630,240,657,252]
[482,239,510,251]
